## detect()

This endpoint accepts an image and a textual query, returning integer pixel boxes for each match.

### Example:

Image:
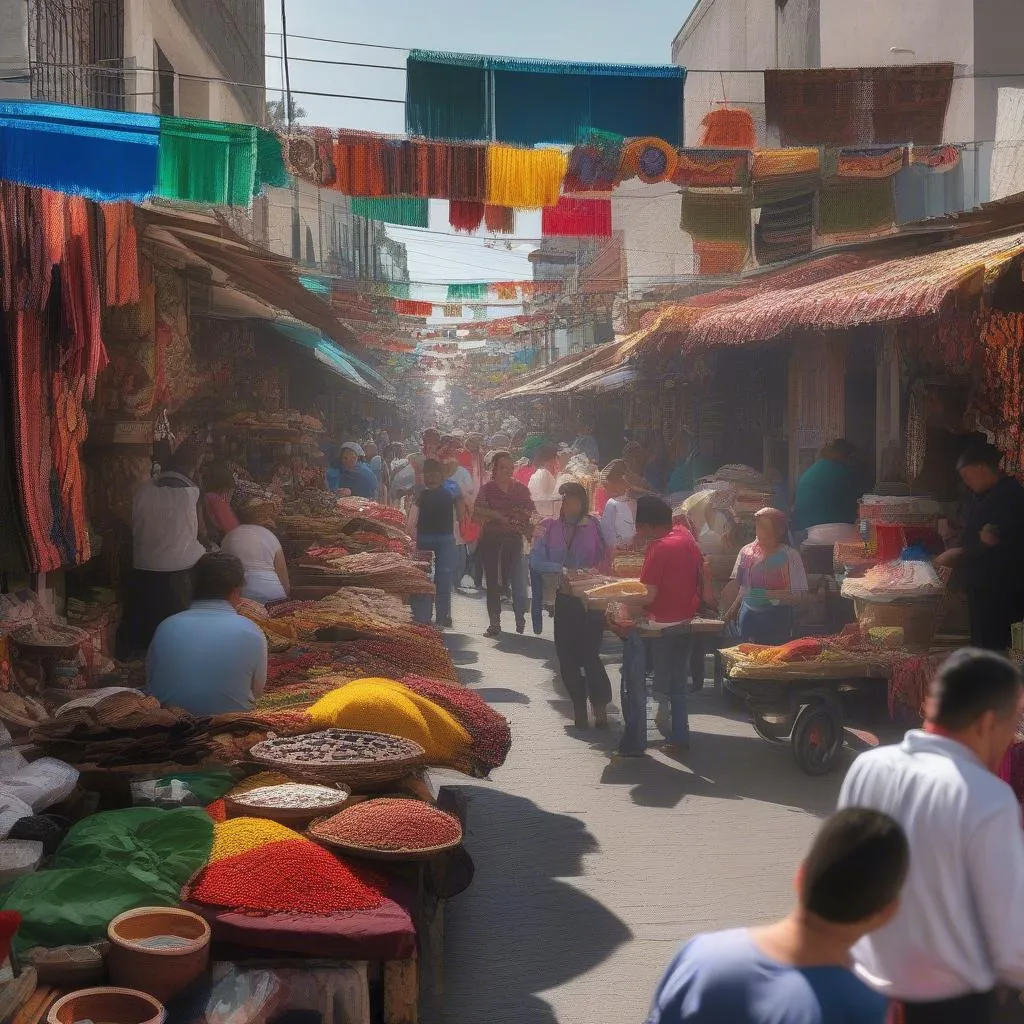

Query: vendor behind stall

[202,461,239,543]
[146,552,268,714]
[327,442,378,499]
[793,439,861,531]
[726,508,808,645]
[936,443,1024,650]
[220,499,290,605]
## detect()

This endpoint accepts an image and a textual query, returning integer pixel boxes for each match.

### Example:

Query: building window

[154,43,174,115]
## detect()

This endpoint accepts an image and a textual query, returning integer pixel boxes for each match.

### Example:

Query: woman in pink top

[202,462,239,542]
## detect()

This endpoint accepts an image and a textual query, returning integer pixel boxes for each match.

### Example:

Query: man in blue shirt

[146,552,268,716]
[646,808,907,1024]
[327,442,379,499]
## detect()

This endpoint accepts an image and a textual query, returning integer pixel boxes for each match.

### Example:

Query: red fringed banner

[484,205,515,234]
[541,198,612,237]
[394,299,433,317]
[449,200,484,232]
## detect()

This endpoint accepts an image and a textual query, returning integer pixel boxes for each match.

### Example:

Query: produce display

[309,797,463,856]
[303,552,434,596]
[251,729,425,772]
[230,783,346,811]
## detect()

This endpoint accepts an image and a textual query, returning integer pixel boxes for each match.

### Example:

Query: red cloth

[640,526,702,622]
[592,484,610,515]
[541,197,612,237]
[394,299,433,317]
[514,465,534,486]
[204,493,239,536]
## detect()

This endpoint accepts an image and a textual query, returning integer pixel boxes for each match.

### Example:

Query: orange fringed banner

[699,108,757,148]
[449,201,484,232]
[484,205,515,234]
[394,299,433,317]
[101,202,140,307]
[541,197,612,237]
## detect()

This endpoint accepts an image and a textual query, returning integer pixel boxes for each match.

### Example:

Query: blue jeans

[530,568,545,634]
[510,554,528,623]
[412,533,456,625]
[738,603,792,644]
[452,543,468,588]
[619,630,649,755]
[650,631,693,747]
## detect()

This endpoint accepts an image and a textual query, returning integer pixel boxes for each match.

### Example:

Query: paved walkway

[439,590,864,1024]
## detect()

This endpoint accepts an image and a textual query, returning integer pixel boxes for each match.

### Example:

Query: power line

[265,53,405,72]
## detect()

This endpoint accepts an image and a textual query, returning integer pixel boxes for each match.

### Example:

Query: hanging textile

[449,145,488,202]
[394,300,433,317]
[754,194,814,265]
[449,201,484,232]
[0,315,28,574]
[351,197,429,227]
[826,146,907,180]
[0,101,160,202]
[378,138,449,198]
[331,131,387,197]
[443,304,463,318]
[750,149,821,207]
[100,203,140,308]
[673,149,751,189]
[541,197,612,237]
[492,282,519,300]
[447,283,488,301]
[911,144,961,171]
[563,130,624,194]
[405,55,490,141]
[680,189,751,244]
[619,138,678,184]
[694,241,747,276]
[484,205,515,234]
[254,128,290,193]
[764,64,954,147]
[156,117,258,205]
[486,145,567,208]
[699,108,757,149]
[818,178,895,237]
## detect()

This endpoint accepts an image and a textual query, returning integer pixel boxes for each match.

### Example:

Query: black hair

[635,494,672,529]
[956,443,1003,472]
[534,444,559,466]
[802,808,909,924]
[422,458,443,478]
[929,647,1022,731]
[192,552,246,601]
[204,461,235,493]
[167,443,202,478]
[558,482,589,517]
[491,450,514,470]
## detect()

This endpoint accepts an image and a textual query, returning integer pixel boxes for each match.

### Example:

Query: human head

[559,482,589,521]
[339,441,364,470]
[465,432,484,454]
[602,459,630,499]
[957,443,1003,494]
[192,552,246,605]
[422,458,444,488]
[204,461,235,496]
[534,443,558,471]
[925,648,1024,770]
[363,440,378,460]
[238,498,276,529]
[796,808,908,935]
[821,439,857,464]
[167,443,203,480]
[754,507,788,550]
[634,495,673,541]
[491,450,514,486]
[422,428,440,454]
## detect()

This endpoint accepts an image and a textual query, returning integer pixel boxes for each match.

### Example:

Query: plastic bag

[0,758,79,812]
[131,769,238,808]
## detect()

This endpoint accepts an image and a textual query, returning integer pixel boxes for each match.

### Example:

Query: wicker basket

[24,944,108,988]
[307,815,463,862]
[224,783,351,827]
[47,988,165,1024]
[107,908,210,1002]
[250,730,425,789]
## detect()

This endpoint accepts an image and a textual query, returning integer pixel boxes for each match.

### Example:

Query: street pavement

[438,589,873,1024]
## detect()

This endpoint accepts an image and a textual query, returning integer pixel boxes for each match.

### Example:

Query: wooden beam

[383,959,418,1024]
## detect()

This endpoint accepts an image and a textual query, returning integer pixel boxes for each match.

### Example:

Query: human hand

[981,524,1000,547]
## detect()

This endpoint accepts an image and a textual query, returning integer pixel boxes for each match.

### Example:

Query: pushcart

[719,649,890,775]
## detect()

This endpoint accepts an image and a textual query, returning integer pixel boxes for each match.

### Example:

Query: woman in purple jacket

[531,482,611,729]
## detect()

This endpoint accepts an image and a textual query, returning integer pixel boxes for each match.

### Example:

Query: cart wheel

[751,713,789,744]
[791,704,844,775]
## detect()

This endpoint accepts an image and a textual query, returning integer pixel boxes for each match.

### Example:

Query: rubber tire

[790,704,844,775]
[751,713,789,744]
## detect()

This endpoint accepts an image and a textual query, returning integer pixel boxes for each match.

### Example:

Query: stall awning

[625,230,1024,355]
[493,341,631,399]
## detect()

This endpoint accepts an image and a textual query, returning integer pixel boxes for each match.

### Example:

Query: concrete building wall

[611,180,694,295]
[0,1,30,100]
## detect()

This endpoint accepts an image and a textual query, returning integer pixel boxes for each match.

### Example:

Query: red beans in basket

[311,797,462,852]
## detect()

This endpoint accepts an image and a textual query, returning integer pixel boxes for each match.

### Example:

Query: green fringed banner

[351,197,429,227]
[156,117,257,205]
[447,282,488,301]
[254,128,290,192]
[819,178,895,235]
[680,189,752,245]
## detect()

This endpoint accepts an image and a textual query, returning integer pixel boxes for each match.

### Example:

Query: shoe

[654,703,672,739]
[484,625,501,638]
[516,617,526,635]
[614,748,646,759]
[592,704,609,729]
[533,624,543,636]
[662,741,691,758]
[440,617,453,629]
[573,703,589,728]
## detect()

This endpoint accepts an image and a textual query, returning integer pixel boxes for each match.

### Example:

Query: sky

[263,0,695,287]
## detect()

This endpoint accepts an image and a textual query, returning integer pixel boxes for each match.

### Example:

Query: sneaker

[573,703,589,728]
[440,617,453,629]
[592,704,609,729]
[484,625,501,638]
[654,702,672,739]
[533,624,543,636]
[515,617,526,635]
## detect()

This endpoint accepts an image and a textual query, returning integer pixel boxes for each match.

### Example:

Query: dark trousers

[530,568,545,634]
[553,592,612,710]
[116,567,192,657]
[481,535,525,627]
[899,991,995,1024]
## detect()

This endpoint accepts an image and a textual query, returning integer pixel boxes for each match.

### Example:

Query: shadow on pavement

[475,687,530,704]
[443,787,632,1024]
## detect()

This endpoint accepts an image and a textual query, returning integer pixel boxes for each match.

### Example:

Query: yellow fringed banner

[486,145,568,208]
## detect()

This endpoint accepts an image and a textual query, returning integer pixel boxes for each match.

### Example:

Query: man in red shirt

[619,496,703,756]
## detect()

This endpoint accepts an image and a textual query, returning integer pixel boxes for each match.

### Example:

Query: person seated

[726,507,808,644]
[327,441,379,499]
[221,499,290,604]
[146,552,268,715]
[794,439,862,531]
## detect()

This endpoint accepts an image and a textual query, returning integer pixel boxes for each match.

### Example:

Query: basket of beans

[249,730,425,789]
[224,782,351,827]
[307,796,463,861]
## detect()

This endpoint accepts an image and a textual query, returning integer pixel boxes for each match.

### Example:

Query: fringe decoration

[818,178,895,237]
[564,130,624,194]
[486,145,567,208]
[674,149,751,189]
[449,201,484,232]
[101,202,140,308]
[680,188,751,245]
[484,205,515,234]
[156,116,257,205]
[448,282,488,301]
[699,108,756,148]
[541,197,612,237]
[394,300,433,317]
[351,197,429,227]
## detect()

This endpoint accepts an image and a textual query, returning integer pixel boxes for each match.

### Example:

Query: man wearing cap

[328,442,379,499]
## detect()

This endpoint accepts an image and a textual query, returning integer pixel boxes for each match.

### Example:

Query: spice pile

[310,797,462,855]
[186,817,386,914]
[231,782,345,810]
[251,729,423,776]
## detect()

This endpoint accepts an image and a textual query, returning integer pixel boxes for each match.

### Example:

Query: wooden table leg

[384,958,418,1024]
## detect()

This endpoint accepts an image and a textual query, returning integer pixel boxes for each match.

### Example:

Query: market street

[440,591,855,1024]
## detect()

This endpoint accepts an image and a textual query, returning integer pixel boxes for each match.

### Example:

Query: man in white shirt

[838,648,1024,1023]
[118,444,206,657]
[527,444,563,635]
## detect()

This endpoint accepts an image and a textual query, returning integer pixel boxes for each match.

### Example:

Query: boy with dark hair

[646,808,908,1023]
[840,648,1024,1022]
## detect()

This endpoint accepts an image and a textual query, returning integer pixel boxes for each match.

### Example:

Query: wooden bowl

[48,988,165,1024]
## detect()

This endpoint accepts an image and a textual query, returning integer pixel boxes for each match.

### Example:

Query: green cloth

[254,128,290,192]
[447,282,488,301]
[153,769,237,805]
[2,808,213,953]
[680,189,751,244]
[351,197,429,227]
[156,116,258,206]
[793,458,862,530]
[818,178,895,235]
